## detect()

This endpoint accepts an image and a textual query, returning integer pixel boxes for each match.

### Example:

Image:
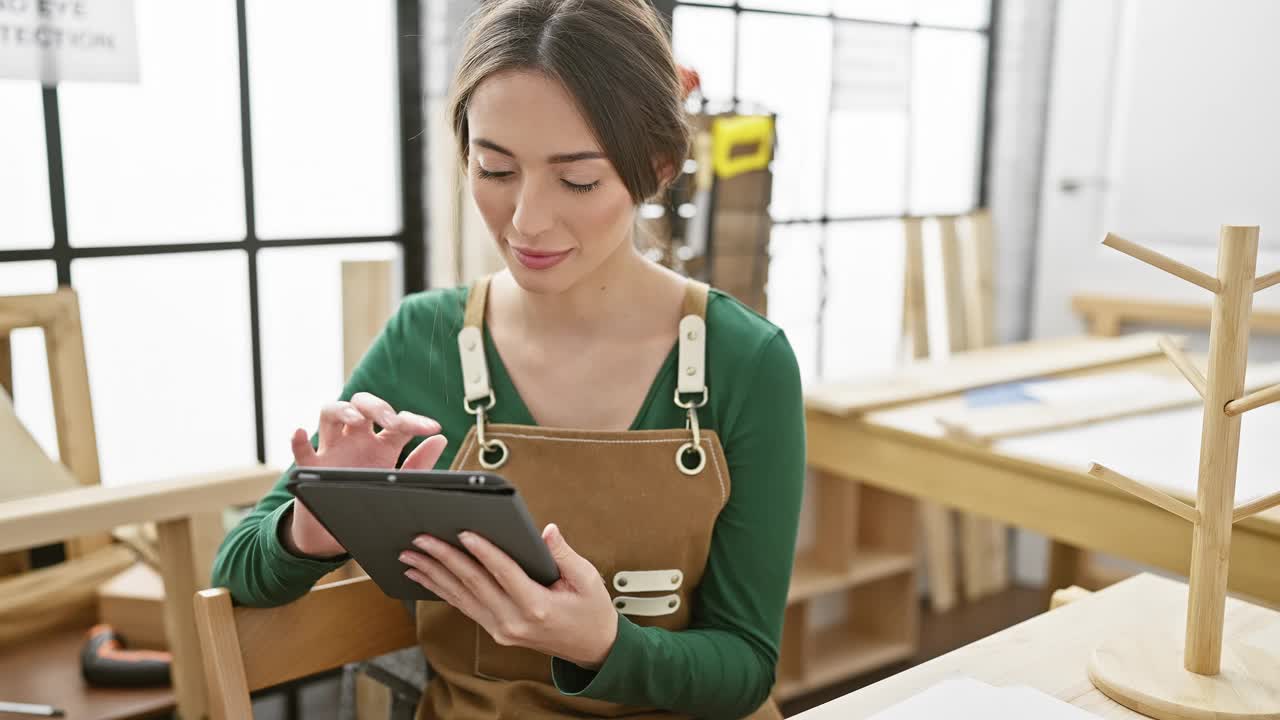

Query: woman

[212,1,805,717]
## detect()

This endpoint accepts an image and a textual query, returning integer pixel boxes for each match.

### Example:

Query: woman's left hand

[400,523,618,669]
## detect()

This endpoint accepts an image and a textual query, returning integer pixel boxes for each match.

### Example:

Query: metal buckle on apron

[464,391,509,469]
[674,388,708,476]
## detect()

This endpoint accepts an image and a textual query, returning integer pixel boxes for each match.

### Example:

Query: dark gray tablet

[287,467,559,602]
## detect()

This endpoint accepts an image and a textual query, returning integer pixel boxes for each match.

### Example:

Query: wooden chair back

[194,576,418,719]
[0,288,110,566]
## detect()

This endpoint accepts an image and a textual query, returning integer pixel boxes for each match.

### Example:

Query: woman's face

[466,70,638,295]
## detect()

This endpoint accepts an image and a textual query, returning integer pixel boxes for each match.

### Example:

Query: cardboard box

[710,210,771,256]
[97,562,167,650]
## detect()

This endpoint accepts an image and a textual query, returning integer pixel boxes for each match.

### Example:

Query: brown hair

[449,0,689,204]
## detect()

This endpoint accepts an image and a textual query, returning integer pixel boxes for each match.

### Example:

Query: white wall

[1032,0,1280,341]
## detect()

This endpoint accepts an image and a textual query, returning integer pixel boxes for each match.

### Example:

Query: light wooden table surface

[792,573,1280,718]
[805,345,1280,604]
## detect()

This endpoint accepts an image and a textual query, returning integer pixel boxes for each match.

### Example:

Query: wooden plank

[0,382,79,502]
[0,544,135,646]
[188,511,224,590]
[236,577,417,691]
[901,217,929,360]
[934,362,1280,443]
[97,562,168,650]
[790,574,1273,719]
[194,588,254,720]
[0,290,67,333]
[0,331,12,395]
[920,504,956,612]
[1047,542,1085,597]
[806,332,1176,416]
[1073,294,1280,334]
[962,209,996,349]
[948,212,1006,599]
[902,217,955,611]
[789,551,914,603]
[810,471,857,572]
[960,514,991,601]
[0,465,277,554]
[805,412,1280,603]
[156,516,208,720]
[41,289,111,558]
[937,216,968,355]
[341,260,397,379]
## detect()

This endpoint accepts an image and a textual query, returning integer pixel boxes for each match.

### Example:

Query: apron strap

[459,275,494,406]
[677,280,710,398]
[460,274,709,410]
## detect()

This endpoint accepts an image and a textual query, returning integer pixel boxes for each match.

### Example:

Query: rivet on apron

[686,329,698,340]
[466,339,477,351]
[618,578,628,587]
[685,366,695,376]
[671,574,680,585]
[668,599,678,609]
[615,600,626,610]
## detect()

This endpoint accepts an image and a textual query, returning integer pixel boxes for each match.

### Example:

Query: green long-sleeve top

[211,284,806,719]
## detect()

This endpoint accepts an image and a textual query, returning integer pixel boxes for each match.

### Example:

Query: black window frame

[0,0,427,466]
[664,0,999,377]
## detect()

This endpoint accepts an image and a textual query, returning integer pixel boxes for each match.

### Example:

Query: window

[671,1,993,380]
[0,0,424,486]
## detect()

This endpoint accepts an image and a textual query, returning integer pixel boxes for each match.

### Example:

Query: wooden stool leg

[1046,540,1083,600]
[960,514,988,601]
[157,516,210,720]
[921,502,956,612]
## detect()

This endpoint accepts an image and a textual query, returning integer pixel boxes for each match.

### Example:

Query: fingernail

[343,410,362,423]
[458,531,475,546]
[383,414,397,427]
[399,551,412,563]
[413,536,433,552]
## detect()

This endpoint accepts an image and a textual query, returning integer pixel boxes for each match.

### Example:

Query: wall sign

[0,0,139,84]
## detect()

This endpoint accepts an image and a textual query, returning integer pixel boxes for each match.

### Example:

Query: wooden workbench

[791,573,1280,718]
[805,338,1280,605]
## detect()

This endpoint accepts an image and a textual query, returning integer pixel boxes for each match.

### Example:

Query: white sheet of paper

[999,402,1280,504]
[868,677,1104,720]
[1021,372,1178,405]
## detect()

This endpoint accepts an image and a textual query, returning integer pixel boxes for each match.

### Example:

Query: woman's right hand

[283,392,449,558]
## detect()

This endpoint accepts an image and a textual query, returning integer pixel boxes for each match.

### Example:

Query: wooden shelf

[788,550,915,603]
[775,634,916,701]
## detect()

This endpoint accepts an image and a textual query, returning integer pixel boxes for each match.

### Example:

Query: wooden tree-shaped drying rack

[1085,226,1280,719]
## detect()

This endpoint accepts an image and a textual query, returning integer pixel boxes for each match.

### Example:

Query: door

[1032,0,1280,340]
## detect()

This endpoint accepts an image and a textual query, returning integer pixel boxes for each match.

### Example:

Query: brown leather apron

[414,275,782,719]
